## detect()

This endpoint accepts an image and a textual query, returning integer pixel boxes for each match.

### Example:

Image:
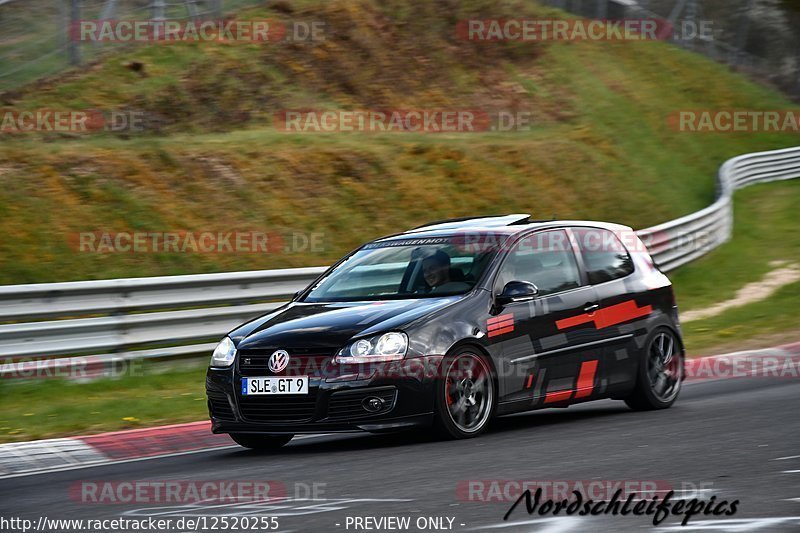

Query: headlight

[335,332,408,363]
[210,337,236,367]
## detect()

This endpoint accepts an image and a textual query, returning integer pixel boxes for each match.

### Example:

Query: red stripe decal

[487,325,514,338]
[556,300,652,331]
[487,314,514,326]
[544,390,573,403]
[573,360,598,399]
[595,301,652,329]
[555,313,593,330]
[487,320,514,331]
[487,314,515,337]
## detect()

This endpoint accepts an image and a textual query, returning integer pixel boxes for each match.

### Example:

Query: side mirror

[496,281,539,306]
[292,290,301,301]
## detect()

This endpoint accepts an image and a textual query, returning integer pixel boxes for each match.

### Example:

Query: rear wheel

[229,433,294,450]
[433,349,496,439]
[625,327,683,411]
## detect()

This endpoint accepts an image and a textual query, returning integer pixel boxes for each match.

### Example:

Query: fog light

[363,397,384,412]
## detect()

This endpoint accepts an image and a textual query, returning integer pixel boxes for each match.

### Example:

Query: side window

[573,228,635,285]
[496,230,582,296]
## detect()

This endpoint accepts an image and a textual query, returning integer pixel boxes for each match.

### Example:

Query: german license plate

[241,376,309,396]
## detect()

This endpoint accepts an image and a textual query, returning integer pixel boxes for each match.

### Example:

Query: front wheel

[229,433,294,450]
[433,349,496,439]
[625,327,684,411]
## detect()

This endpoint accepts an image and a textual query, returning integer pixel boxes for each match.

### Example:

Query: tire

[624,327,684,411]
[229,433,294,450]
[433,348,496,439]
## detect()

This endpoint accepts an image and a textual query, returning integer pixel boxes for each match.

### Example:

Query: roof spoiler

[408,214,532,233]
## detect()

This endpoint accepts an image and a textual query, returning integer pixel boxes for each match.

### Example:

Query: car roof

[372,214,633,244]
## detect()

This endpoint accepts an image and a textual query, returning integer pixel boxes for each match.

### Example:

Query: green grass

[682,280,800,354]
[672,180,800,311]
[0,0,799,442]
[676,179,800,352]
[0,363,209,443]
[0,0,270,92]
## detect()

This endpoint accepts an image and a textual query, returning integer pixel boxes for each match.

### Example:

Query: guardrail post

[100,0,117,20]
[596,0,607,19]
[151,0,165,40]
[731,0,755,67]
[68,0,81,65]
[183,0,199,20]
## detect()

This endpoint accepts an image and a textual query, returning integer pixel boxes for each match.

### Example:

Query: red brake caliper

[446,376,454,406]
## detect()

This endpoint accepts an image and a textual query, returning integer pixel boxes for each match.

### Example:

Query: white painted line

[472,519,549,529]
[123,497,414,519]
[775,455,800,461]
[656,516,800,531]
[534,518,582,533]
[647,488,715,499]
[782,470,800,474]
[0,445,239,480]
[0,433,331,480]
[474,518,581,531]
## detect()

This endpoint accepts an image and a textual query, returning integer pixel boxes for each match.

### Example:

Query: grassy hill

[1,0,796,286]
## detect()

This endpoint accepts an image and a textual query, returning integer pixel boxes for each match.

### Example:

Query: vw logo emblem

[268,350,290,373]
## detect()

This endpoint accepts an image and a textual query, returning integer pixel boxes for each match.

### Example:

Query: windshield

[302,238,499,302]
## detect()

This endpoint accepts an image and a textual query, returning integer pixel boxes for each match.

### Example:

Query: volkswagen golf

[206,214,685,449]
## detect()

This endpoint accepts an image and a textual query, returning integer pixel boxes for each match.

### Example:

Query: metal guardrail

[638,146,800,272]
[2,146,800,377]
[0,268,327,377]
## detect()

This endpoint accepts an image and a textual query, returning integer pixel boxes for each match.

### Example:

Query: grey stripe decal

[509,334,634,365]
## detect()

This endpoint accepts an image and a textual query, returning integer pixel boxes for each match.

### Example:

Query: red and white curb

[684,341,800,382]
[1,343,797,479]
[0,421,234,479]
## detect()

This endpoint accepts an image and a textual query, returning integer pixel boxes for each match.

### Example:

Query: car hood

[231,297,462,351]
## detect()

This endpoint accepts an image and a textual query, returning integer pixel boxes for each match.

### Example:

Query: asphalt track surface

[2,377,799,532]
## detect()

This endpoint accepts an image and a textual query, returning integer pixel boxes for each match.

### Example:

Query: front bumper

[206,356,441,434]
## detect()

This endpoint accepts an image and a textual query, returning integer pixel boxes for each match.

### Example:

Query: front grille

[207,393,236,421]
[238,348,337,377]
[327,387,397,420]
[238,395,319,423]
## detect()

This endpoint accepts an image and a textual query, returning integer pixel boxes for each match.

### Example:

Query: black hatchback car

[207,215,684,449]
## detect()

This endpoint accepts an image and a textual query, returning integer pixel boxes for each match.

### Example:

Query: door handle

[584,303,600,314]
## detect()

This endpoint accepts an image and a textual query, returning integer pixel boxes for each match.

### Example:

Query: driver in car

[421,250,471,294]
